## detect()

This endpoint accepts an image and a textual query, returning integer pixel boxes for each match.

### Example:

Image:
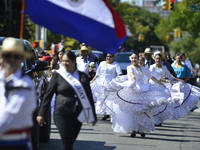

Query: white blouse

[127,65,152,84]
[96,61,122,78]
[0,69,37,134]
[149,64,174,81]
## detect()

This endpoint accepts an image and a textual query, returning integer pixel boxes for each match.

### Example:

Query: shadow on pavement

[74,140,116,150]
[39,139,116,150]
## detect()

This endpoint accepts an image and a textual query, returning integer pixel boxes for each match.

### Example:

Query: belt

[0,128,30,141]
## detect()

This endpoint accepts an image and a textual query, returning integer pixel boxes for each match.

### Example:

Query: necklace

[156,65,162,73]
[133,66,142,75]
[105,62,112,70]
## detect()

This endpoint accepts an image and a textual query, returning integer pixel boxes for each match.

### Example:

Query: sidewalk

[39,102,200,150]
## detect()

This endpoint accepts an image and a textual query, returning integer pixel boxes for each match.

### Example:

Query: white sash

[56,69,95,123]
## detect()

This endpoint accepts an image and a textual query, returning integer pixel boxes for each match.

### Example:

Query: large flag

[26,0,129,54]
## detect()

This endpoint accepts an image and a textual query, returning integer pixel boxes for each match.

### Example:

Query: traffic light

[166,35,170,42]
[169,1,174,10]
[138,34,145,42]
[32,41,40,48]
[163,0,169,10]
[174,29,181,38]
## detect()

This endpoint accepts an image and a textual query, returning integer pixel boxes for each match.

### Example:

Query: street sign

[189,4,200,11]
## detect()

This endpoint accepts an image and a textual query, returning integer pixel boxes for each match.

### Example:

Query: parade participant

[143,48,155,68]
[76,45,99,76]
[0,37,36,150]
[37,51,97,150]
[90,53,122,120]
[150,52,184,84]
[149,52,184,126]
[104,52,172,138]
[171,53,200,118]
[151,52,200,122]
[0,57,3,70]
[52,48,65,70]
[138,55,145,67]
[157,51,176,77]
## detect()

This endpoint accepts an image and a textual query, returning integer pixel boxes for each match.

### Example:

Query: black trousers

[54,109,82,150]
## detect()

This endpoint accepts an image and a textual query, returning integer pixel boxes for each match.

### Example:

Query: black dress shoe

[102,115,110,120]
[140,133,145,138]
[130,133,136,137]
[155,123,162,127]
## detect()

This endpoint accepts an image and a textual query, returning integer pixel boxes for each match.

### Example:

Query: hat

[39,55,52,62]
[1,37,32,58]
[154,51,165,59]
[89,62,95,68]
[144,48,152,54]
[78,46,92,54]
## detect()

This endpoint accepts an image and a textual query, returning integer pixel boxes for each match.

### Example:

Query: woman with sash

[37,51,97,150]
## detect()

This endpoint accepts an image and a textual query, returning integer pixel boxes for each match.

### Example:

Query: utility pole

[35,25,41,41]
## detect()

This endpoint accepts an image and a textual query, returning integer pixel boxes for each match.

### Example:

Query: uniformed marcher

[0,37,37,150]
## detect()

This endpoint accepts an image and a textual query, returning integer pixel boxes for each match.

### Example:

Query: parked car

[0,37,51,150]
[114,52,133,75]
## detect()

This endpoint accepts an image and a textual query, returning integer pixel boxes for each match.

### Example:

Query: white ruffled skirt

[104,76,173,133]
[152,81,200,124]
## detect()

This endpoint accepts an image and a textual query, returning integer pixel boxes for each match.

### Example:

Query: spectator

[76,45,99,76]
[52,49,65,70]
[143,48,155,68]
[172,53,192,83]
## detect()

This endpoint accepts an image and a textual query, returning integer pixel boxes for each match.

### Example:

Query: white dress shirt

[0,68,37,135]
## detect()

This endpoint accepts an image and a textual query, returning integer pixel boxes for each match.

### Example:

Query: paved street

[39,102,200,150]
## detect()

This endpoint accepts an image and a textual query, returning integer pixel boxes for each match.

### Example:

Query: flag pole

[19,0,26,39]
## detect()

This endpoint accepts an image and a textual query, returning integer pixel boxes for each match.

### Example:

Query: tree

[0,0,32,39]
[155,0,200,63]
[108,0,164,52]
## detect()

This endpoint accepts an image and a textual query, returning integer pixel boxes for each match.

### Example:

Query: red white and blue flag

[26,0,129,54]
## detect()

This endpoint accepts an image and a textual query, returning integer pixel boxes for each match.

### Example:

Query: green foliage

[109,1,164,52]
[155,0,200,63]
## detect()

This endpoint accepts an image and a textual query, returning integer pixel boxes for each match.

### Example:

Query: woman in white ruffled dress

[104,52,172,137]
[150,52,200,125]
[171,53,200,119]
[90,53,122,120]
[149,52,184,126]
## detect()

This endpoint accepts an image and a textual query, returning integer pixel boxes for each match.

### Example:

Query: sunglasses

[2,53,22,60]
[106,56,113,58]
